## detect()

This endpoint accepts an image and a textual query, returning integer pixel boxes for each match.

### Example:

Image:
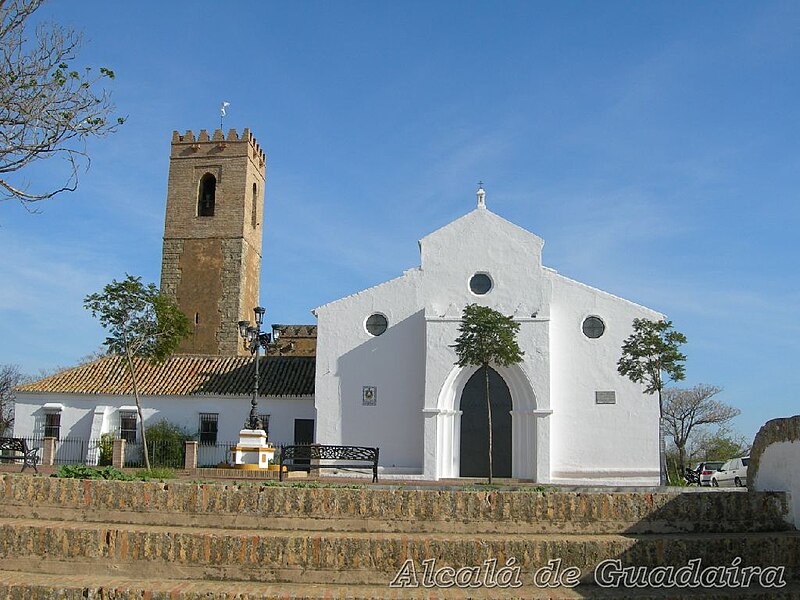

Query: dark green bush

[54,464,177,481]
[145,419,192,468]
[97,433,113,466]
[54,465,134,480]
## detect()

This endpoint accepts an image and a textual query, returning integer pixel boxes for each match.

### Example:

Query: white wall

[418,209,547,320]
[548,273,663,484]
[753,441,800,529]
[13,392,314,448]
[315,270,426,469]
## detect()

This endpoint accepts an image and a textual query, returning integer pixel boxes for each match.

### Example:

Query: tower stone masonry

[160,128,266,356]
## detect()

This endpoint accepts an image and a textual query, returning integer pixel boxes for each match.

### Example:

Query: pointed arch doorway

[459,366,512,478]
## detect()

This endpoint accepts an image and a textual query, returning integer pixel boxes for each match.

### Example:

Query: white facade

[13,392,314,464]
[14,393,313,445]
[314,195,663,485]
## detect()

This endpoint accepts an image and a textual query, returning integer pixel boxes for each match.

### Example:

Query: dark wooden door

[293,418,315,467]
[459,367,512,477]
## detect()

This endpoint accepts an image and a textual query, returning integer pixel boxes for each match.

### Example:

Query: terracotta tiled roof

[16,355,315,397]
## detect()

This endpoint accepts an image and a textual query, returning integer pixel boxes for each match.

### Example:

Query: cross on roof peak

[476,181,486,209]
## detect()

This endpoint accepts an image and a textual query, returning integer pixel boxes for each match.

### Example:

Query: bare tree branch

[0,363,26,435]
[0,0,124,207]
[663,384,740,474]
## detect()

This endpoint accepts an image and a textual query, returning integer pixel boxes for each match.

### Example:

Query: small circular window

[365,313,388,336]
[582,316,605,339]
[469,273,493,295]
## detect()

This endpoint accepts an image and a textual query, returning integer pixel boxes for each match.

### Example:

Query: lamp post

[238,306,271,431]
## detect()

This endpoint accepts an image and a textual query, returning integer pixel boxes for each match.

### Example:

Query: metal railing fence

[6,436,292,469]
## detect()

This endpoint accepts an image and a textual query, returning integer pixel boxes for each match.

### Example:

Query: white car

[692,461,724,487]
[711,456,749,488]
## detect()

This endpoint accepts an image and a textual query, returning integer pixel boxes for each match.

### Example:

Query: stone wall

[0,474,797,597]
[749,414,800,529]
[0,474,792,535]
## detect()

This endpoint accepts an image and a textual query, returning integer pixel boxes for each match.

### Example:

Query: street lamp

[238,306,271,431]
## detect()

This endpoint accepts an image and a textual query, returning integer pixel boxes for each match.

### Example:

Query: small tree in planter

[451,303,524,484]
[84,275,191,470]
[618,318,687,486]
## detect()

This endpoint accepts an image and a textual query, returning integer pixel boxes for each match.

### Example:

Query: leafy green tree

[1,0,124,208]
[452,303,524,484]
[696,427,750,462]
[84,274,191,470]
[618,318,687,485]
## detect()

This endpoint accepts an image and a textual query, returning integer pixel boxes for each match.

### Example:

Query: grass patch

[53,465,178,481]
[464,482,556,493]
[54,465,134,481]
[134,468,178,481]
[520,485,557,493]
[259,480,364,489]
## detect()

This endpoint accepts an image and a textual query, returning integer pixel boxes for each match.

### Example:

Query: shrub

[268,448,281,466]
[54,465,134,480]
[97,433,114,466]
[145,419,192,468]
[54,465,178,482]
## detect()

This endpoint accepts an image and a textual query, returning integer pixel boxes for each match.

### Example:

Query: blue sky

[1,1,798,443]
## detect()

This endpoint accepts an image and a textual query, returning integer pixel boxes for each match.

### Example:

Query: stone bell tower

[160,128,266,355]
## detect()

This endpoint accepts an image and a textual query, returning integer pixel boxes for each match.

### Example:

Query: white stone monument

[231,428,274,470]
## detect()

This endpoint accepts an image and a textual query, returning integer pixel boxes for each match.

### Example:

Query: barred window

[119,412,137,443]
[44,412,61,438]
[199,413,219,444]
[258,414,270,436]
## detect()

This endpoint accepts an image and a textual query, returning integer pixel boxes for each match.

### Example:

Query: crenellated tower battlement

[161,127,267,356]
[170,128,266,165]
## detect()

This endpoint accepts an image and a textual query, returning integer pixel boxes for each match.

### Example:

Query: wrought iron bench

[0,437,39,472]
[279,444,379,482]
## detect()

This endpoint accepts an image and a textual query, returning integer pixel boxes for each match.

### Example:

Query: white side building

[314,188,663,485]
[13,355,316,465]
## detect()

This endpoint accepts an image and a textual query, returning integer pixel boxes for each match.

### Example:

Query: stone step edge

[3,539,799,586]
[0,569,799,600]
[3,515,799,542]
[2,553,797,590]
[3,473,790,520]
[0,503,788,535]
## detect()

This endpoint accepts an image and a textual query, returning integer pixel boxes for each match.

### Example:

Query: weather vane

[220,101,230,130]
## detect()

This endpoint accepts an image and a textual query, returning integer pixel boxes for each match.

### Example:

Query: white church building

[12,128,664,485]
[314,187,663,485]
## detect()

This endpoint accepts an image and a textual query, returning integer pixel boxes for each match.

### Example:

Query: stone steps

[0,570,799,600]
[0,474,797,598]
[0,475,793,534]
[4,500,791,535]
[0,517,797,586]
